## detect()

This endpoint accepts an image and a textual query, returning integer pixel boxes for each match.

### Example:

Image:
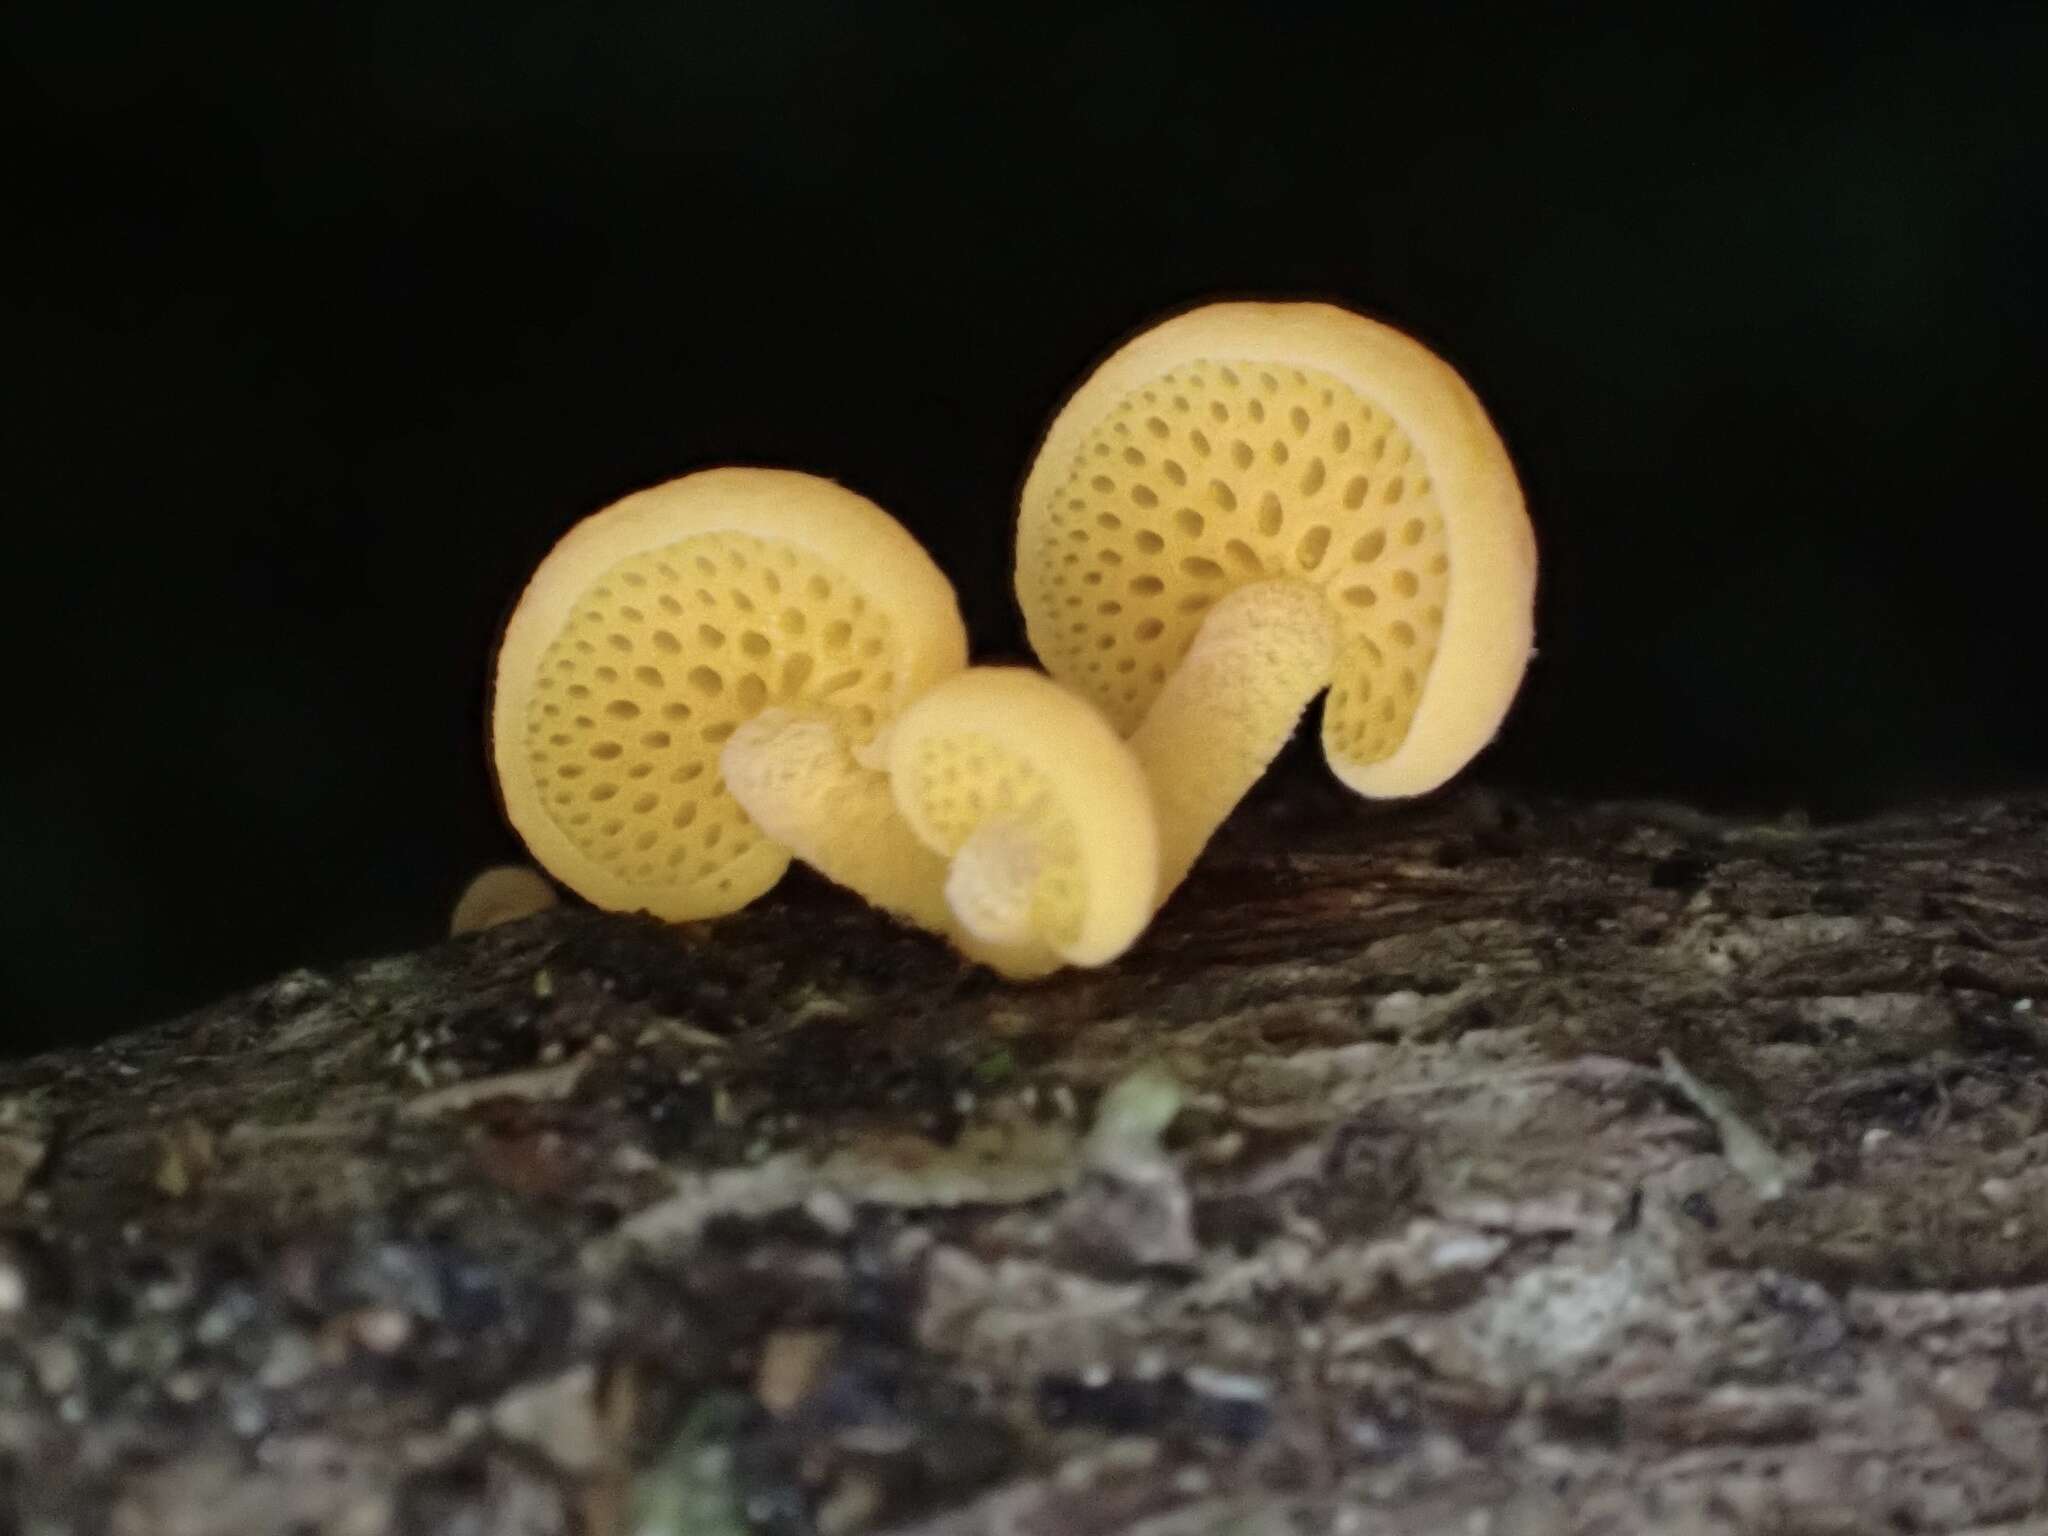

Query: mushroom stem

[721,709,955,933]
[1129,578,1338,902]
[944,820,1068,977]
[722,710,1064,978]
[943,819,1042,949]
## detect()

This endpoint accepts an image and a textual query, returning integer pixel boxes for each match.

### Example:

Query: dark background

[4,4,2044,1052]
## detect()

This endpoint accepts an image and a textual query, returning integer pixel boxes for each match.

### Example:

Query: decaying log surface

[7,778,2048,1534]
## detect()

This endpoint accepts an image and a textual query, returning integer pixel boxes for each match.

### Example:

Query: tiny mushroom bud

[490,468,966,922]
[1016,301,1537,900]
[887,667,1159,976]
[449,865,559,936]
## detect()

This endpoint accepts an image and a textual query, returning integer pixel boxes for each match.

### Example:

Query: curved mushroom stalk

[720,709,954,932]
[1129,578,1337,903]
[722,709,1069,979]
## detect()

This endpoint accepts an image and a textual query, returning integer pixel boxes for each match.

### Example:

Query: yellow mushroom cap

[449,865,559,936]
[1017,301,1536,798]
[887,668,1158,967]
[491,468,967,922]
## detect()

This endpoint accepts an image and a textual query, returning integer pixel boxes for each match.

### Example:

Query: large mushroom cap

[888,668,1158,968]
[1017,301,1536,797]
[491,468,967,921]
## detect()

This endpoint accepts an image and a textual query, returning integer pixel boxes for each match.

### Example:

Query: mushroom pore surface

[1018,358,1451,769]
[519,531,904,912]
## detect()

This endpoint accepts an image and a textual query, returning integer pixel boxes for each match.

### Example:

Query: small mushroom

[1016,301,1537,899]
[888,667,1159,974]
[726,667,1159,977]
[490,468,966,921]
[449,865,558,936]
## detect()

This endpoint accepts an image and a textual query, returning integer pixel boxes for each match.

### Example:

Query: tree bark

[6,780,2048,1534]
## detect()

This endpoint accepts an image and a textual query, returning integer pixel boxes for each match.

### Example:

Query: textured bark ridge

[7,780,2048,1533]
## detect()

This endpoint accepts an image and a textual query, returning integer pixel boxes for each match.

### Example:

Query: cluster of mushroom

[487,302,1537,978]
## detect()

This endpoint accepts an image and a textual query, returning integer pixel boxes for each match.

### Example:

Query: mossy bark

[6,777,2048,1533]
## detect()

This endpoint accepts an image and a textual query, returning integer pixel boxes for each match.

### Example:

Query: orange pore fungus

[491,468,966,923]
[1016,301,1537,899]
